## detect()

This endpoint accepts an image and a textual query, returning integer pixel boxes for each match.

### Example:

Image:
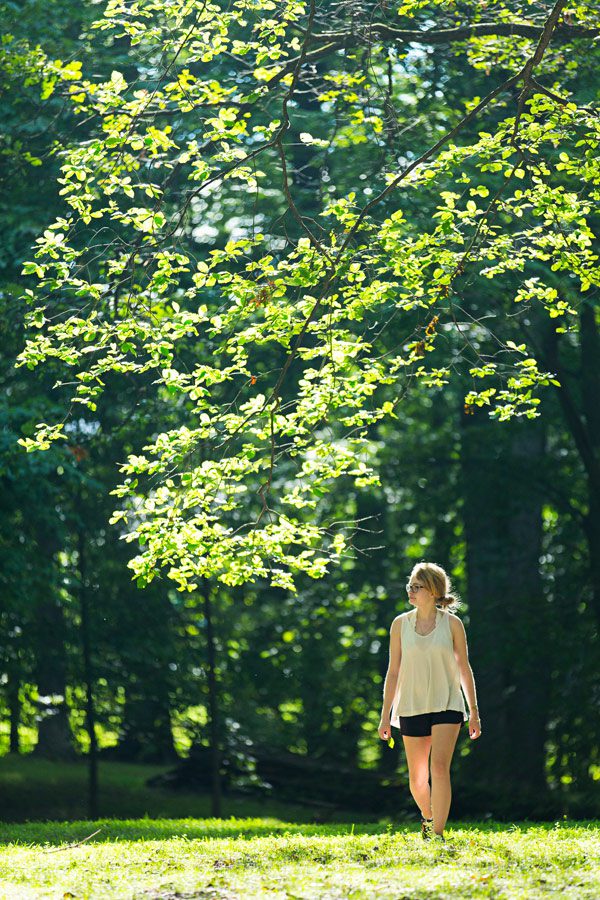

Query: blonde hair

[411,561,461,614]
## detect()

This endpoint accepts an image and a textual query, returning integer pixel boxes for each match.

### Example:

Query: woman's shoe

[430,833,446,844]
[421,817,434,840]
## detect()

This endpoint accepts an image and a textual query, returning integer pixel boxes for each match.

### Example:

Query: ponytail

[437,591,461,613]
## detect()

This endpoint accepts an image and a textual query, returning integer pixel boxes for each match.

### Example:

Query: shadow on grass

[0,818,387,845]
[1,817,595,847]
[0,755,373,827]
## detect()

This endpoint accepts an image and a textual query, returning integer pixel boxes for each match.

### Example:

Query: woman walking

[378,562,481,843]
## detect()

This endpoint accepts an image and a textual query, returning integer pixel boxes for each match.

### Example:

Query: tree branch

[309,21,600,46]
[512,0,569,143]
[339,71,521,252]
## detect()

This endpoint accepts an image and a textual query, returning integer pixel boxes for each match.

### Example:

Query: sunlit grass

[0,818,598,899]
[0,757,597,897]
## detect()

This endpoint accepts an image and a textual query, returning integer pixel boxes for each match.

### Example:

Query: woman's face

[406,573,435,606]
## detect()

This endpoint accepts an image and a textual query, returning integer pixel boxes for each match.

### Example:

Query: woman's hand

[469,712,482,740]
[378,719,391,741]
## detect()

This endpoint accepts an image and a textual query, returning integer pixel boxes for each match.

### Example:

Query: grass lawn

[0,757,598,898]
[0,817,598,898]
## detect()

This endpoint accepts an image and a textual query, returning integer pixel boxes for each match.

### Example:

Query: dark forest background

[1,0,599,823]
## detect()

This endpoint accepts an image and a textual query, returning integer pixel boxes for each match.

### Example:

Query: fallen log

[147,743,409,813]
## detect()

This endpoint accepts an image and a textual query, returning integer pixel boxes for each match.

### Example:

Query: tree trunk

[460,408,550,808]
[202,577,222,818]
[32,529,74,759]
[542,305,600,630]
[115,590,176,763]
[578,300,600,631]
[503,423,550,792]
[33,599,74,759]
[78,522,98,819]
[117,682,176,762]
[7,666,20,754]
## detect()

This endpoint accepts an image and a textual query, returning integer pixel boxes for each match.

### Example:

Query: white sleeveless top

[390,607,467,726]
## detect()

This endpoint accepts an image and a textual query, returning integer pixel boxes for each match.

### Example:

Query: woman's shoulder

[445,610,465,634]
[444,609,462,621]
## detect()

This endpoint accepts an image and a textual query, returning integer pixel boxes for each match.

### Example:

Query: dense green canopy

[1,0,599,819]
[15,0,600,590]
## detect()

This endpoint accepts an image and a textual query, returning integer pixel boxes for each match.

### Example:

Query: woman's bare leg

[430,723,461,834]
[402,734,433,819]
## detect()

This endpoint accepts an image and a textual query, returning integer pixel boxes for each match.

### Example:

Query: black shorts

[400,710,465,737]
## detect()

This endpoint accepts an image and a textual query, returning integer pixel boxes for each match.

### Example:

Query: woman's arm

[450,615,479,716]
[380,616,402,724]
